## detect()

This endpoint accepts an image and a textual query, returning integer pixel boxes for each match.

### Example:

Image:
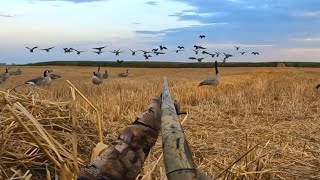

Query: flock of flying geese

[25,35,260,63]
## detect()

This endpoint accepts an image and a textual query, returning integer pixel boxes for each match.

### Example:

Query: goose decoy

[92,46,107,52]
[0,67,10,79]
[0,77,6,85]
[48,70,61,79]
[194,45,206,50]
[40,46,55,52]
[177,46,184,49]
[159,45,167,51]
[9,68,22,76]
[117,59,124,64]
[192,49,199,55]
[92,72,103,85]
[129,49,138,56]
[25,70,51,85]
[315,84,320,92]
[118,69,129,77]
[239,51,247,55]
[199,61,220,86]
[26,46,38,53]
[199,35,205,39]
[110,49,124,56]
[154,52,165,55]
[234,46,240,50]
[93,51,104,55]
[173,49,184,53]
[102,70,109,79]
[251,52,259,55]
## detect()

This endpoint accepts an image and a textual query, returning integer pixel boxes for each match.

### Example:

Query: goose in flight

[199,35,205,39]
[192,49,199,55]
[63,48,73,53]
[215,52,221,57]
[154,52,165,56]
[25,70,52,85]
[202,51,210,54]
[129,49,138,56]
[144,54,152,60]
[251,52,259,55]
[194,45,206,50]
[177,46,184,49]
[239,51,247,55]
[92,46,107,52]
[196,56,208,62]
[40,46,55,52]
[110,49,124,56]
[188,57,197,60]
[234,46,240,50]
[140,50,152,55]
[73,49,85,55]
[26,46,38,53]
[152,48,158,52]
[199,60,220,86]
[209,53,215,58]
[159,45,167,51]
[173,49,184,53]
[93,51,103,55]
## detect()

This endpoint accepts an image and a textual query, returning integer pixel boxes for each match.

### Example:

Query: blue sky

[0,0,319,64]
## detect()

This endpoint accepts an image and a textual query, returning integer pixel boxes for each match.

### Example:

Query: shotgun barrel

[161,76,198,180]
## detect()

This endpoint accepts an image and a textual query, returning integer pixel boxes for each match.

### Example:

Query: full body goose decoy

[9,68,22,75]
[92,65,103,85]
[25,70,52,85]
[199,61,220,86]
[0,77,6,85]
[40,46,55,52]
[0,67,10,79]
[315,84,320,92]
[118,69,129,77]
[102,70,109,79]
[26,46,38,53]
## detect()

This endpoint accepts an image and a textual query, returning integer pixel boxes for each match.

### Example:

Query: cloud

[291,11,320,17]
[146,1,157,6]
[291,37,320,42]
[27,0,105,3]
[0,14,15,18]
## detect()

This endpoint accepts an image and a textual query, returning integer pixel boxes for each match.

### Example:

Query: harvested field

[1,66,320,179]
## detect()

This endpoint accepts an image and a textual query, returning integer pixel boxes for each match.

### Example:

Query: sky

[0,0,319,64]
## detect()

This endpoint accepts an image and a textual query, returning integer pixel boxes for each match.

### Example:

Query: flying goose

[192,49,199,55]
[140,50,152,55]
[26,46,38,53]
[199,61,220,86]
[196,57,206,62]
[25,70,52,85]
[110,49,124,56]
[239,51,247,55]
[40,46,55,52]
[129,49,138,56]
[194,45,206,50]
[92,46,107,52]
[177,46,184,49]
[102,70,109,79]
[199,35,205,39]
[234,46,240,50]
[215,51,221,57]
[63,48,73,53]
[118,69,129,77]
[173,49,184,53]
[154,51,165,55]
[315,84,320,92]
[251,52,259,55]
[209,53,215,58]
[144,54,152,59]
[152,48,158,52]
[188,57,196,60]
[159,45,167,51]
[202,51,210,54]
[72,49,85,55]
[93,51,104,55]
[0,67,10,79]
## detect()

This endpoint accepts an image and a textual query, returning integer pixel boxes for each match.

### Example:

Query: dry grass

[1,66,320,179]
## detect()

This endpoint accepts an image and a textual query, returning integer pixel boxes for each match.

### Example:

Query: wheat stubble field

[1,66,320,179]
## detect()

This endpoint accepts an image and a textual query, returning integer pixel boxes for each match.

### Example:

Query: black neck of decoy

[98,65,100,72]
[44,70,48,77]
[215,61,219,74]
[5,68,9,73]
